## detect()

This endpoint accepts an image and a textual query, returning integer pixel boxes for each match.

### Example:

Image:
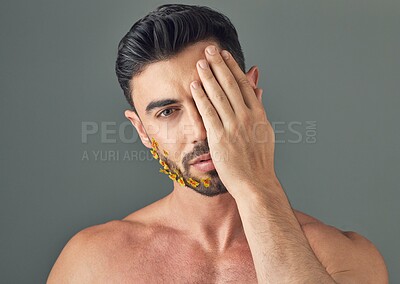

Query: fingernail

[206,46,217,55]
[198,60,208,69]
[221,50,230,60]
[191,81,200,89]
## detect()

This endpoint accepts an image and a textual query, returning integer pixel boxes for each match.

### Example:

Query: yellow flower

[201,177,211,188]
[163,149,169,156]
[159,168,169,175]
[173,168,182,176]
[159,159,169,170]
[177,177,185,187]
[151,138,159,150]
[187,178,199,187]
[150,149,159,159]
[168,173,177,181]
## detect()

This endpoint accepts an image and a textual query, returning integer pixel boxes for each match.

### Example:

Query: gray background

[1,0,399,283]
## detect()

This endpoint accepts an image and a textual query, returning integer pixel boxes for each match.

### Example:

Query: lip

[191,158,215,172]
[190,153,212,165]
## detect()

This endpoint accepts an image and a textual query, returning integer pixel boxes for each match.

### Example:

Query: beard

[158,140,228,197]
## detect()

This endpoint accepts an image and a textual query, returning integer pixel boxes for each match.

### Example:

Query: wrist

[233,176,285,206]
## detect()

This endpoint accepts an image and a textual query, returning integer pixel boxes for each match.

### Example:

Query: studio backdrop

[0,0,399,283]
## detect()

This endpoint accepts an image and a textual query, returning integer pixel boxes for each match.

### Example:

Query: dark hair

[115,4,246,112]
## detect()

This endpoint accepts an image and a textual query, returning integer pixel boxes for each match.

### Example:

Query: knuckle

[238,77,250,87]
[223,77,237,88]
[203,71,214,80]
[214,92,226,102]
[205,106,215,116]
[213,56,224,64]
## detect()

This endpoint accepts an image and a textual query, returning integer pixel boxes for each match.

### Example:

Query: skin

[47,40,389,283]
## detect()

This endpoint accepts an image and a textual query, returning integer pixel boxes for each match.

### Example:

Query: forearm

[234,181,336,284]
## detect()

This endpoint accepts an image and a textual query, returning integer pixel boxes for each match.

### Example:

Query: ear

[124,109,152,149]
[245,65,263,103]
[245,65,259,88]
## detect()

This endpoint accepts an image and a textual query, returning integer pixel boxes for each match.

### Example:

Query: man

[48,4,388,283]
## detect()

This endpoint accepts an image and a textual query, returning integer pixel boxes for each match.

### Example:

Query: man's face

[127,40,228,197]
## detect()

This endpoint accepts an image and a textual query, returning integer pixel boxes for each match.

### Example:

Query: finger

[204,45,247,113]
[254,88,269,119]
[196,59,235,125]
[220,50,260,110]
[190,80,224,134]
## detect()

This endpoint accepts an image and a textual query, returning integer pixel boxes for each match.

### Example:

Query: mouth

[190,153,212,165]
[190,153,215,173]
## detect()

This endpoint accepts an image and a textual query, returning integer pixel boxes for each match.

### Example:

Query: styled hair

[115,4,246,112]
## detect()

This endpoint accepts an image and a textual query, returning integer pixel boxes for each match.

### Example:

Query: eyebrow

[145,98,180,115]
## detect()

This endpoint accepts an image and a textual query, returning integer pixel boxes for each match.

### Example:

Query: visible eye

[157,107,178,118]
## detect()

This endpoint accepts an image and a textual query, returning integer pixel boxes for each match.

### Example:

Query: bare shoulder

[47,197,172,283]
[47,219,148,284]
[294,210,389,284]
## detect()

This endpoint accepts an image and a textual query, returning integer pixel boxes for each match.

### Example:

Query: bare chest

[97,241,258,283]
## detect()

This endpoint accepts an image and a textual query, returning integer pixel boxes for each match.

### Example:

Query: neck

[164,181,246,252]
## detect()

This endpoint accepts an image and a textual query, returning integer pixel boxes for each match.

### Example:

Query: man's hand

[191,45,338,283]
[190,45,388,284]
[190,45,278,199]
